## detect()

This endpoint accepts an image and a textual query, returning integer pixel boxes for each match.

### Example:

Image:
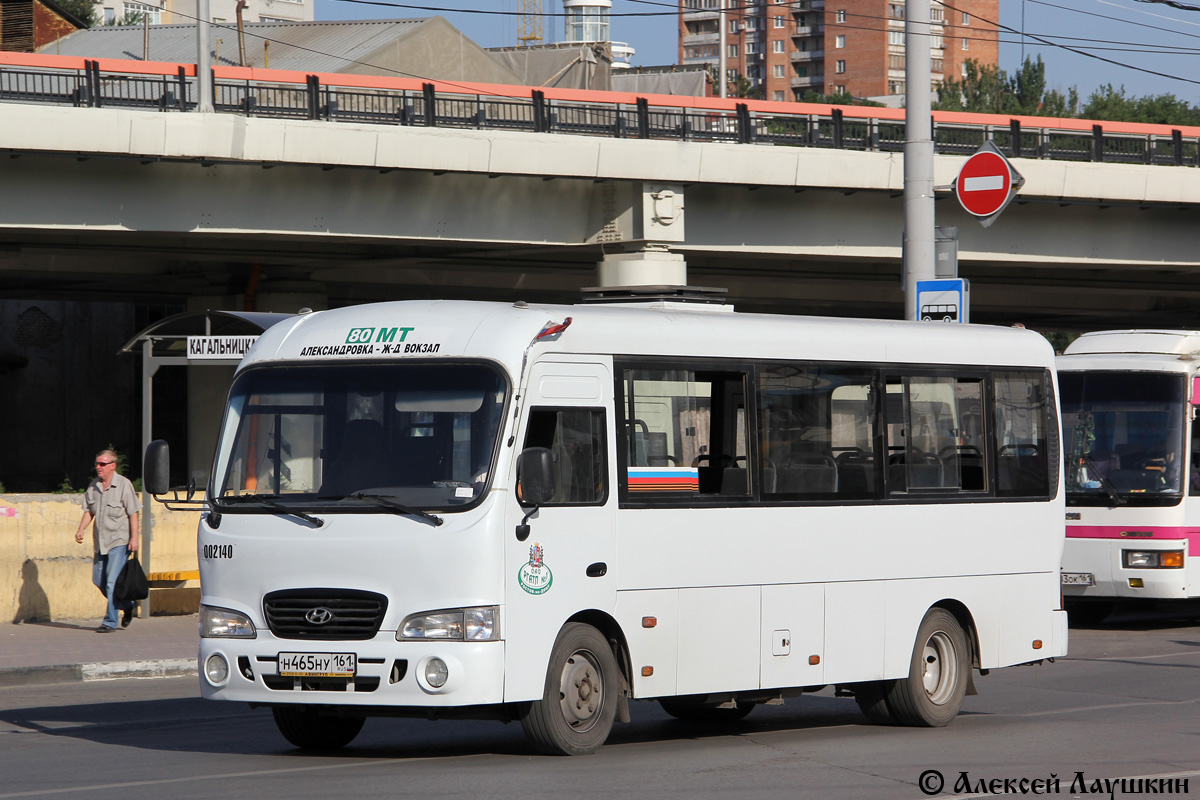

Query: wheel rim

[921,630,959,705]
[557,649,604,733]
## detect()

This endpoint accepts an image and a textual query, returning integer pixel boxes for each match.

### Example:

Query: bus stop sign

[954,141,1024,227]
[917,278,969,324]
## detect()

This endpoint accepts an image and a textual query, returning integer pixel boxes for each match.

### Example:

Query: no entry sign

[954,141,1024,226]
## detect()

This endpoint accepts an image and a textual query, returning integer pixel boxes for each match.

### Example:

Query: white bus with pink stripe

[1058,330,1200,622]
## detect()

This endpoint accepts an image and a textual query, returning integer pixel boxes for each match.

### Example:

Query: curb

[0,658,197,688]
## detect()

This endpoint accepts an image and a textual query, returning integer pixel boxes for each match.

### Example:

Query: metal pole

[718,0,727,99]
[903,0,935,321]
[139,340,158,619]
[196,0,213,112]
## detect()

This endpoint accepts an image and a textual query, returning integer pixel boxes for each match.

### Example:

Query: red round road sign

[955,150,1013,217]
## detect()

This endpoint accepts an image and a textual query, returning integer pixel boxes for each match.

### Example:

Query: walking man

[74,450,140,633]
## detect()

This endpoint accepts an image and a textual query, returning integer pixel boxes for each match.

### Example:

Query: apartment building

[679,0,998,103]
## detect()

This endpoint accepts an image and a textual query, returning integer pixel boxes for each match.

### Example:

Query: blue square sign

[916,278,969,323]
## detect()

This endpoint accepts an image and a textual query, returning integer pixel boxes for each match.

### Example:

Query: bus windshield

[1059,371,1186,506]
[214,361,509,510]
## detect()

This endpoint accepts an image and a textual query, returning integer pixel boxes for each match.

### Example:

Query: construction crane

[518,0,543,45]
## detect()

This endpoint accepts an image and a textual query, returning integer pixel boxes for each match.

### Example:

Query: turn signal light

[1129,578,1145,588]
[1032,640,1043,650]
[642,616,657,628]
[1161,552,1184,568]
[809,655,821,665]
[641,666,654,677]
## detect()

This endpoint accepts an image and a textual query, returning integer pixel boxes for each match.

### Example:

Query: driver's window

[621,366,748,498]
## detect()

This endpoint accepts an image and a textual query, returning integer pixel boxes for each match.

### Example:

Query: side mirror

[517,447,556,507]
[515,447,556,542]
[144,440,171,496]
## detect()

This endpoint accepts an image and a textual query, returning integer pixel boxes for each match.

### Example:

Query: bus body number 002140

[277,652,357,677]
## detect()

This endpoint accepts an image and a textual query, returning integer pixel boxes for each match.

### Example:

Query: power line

[941,0,1200,87]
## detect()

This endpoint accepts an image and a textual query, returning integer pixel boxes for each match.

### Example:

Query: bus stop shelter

[119,310,294,614]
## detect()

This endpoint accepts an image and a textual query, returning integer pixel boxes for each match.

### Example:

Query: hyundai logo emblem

[305,607,334,625]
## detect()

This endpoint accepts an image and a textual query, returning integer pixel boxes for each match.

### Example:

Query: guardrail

[2,52,1198,167]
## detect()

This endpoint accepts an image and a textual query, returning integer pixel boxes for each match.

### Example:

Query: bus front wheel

[271,705,365,750]
[521,622,619,755]
[886,608,969,727]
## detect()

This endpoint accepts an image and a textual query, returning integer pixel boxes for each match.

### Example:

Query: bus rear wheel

[885,608,969,727]
[271,706,365,750]
[521,623,619,756]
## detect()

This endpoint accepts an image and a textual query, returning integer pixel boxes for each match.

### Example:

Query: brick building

[0,0,83,52]
[678,0,999,103]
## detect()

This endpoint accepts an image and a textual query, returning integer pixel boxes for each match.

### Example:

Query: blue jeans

[92,545,133,629]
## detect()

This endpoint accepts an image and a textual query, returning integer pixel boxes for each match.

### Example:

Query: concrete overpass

[2,56,1200,330]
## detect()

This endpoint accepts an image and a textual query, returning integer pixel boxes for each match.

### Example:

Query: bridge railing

[2,53,1198,167]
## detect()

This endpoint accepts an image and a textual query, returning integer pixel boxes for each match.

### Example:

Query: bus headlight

[200,605,257,638]
[1123,550,1185,569]
[398,606,499,641]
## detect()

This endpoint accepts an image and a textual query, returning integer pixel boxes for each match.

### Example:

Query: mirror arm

[515,504,539,542]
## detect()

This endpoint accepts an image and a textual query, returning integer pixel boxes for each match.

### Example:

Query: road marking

[0,756,447,798]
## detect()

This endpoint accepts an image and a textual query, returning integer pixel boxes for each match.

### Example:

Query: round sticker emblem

[518,542,553,595]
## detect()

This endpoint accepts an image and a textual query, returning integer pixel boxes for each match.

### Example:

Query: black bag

[114,553,149,603]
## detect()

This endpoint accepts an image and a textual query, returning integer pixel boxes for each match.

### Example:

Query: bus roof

[1062,330,1200,358]
[243,300,1056,375]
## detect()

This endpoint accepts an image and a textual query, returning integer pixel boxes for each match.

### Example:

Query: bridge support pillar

[597,246,687,287]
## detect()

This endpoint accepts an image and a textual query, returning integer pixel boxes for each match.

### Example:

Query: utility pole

[902,0,934,321]
[196,0,213,112]
[718,0,727,98]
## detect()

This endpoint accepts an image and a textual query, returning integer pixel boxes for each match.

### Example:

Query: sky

[313,0,1200,104]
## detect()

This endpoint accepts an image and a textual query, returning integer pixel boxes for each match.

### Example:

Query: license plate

[277,652,357,677]
[1061,572,1095,586]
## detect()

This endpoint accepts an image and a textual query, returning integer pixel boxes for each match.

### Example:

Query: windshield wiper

[1083,455,1127,507]
[215,494,325,527]
[349,492,444,526]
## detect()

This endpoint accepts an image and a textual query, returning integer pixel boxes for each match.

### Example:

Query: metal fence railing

[3,59,1199,167]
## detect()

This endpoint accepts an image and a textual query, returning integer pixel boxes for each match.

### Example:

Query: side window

[885,374,987,493]
[758,364,877,500]
[994,370,1054,498]
[523,407,607,505]
[1190,417,1200,496]
[621,366,749,499]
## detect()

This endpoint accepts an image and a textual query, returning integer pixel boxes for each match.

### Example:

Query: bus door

[503,357,617,700]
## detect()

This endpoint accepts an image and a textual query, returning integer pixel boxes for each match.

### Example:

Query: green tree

[797,89,885,108]
[729,73,761,100]
[1082,84,1200,126]
[53,0,96,27]
[934,56,1078,117]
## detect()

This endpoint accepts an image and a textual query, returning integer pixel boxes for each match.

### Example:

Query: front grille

[263,588,388,640]
[262,675,381,692]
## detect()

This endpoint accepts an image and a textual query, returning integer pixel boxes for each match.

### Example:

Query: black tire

[521,623,620,756]
[853,680,897,725]
[1066,600,1114,627]
[885,608,969,727]
[271,706,365,751]
[658,696,755,722]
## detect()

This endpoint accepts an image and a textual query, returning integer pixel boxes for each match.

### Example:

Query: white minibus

[145,296,1067,755]
[1058,330,1200,622]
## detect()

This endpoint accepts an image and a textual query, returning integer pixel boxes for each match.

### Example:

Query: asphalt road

[3,606,1200,800]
